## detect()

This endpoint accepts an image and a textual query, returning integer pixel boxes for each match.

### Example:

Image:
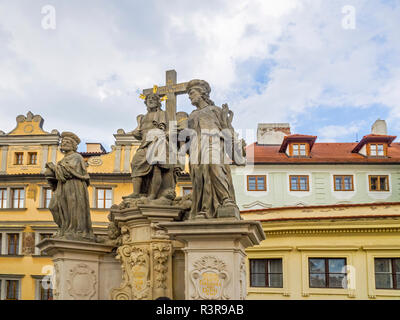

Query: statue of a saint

[45,132,95,241]
[185,79,243,219]
[125,92,176,202]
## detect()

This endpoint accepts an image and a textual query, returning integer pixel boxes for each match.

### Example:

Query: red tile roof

[247,142,400,164]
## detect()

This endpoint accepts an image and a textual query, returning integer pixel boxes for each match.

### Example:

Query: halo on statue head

[139,85,168,102]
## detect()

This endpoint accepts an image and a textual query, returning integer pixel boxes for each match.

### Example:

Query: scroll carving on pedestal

[190,256,230,300]
[112,245,150,300]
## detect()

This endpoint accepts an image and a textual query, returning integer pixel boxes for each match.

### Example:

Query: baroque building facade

[0,113,399,300]
[0,112,190,300]
[234,122,400,299]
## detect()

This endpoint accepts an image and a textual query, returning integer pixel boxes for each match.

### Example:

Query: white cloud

[0,0,398,149]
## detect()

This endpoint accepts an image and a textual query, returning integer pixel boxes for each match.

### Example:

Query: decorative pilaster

[160,219,265,300]
[110,205,182,300]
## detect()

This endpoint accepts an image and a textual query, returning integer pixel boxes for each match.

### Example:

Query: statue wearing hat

[185,79,245,220]
[45,131,95,241]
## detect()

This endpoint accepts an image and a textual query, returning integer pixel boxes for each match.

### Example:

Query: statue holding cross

[142,70,188,122]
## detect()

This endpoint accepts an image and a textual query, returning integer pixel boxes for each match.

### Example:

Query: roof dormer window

[290,143,308,157]
[279,134,316,158]
[352,135,395,157]
[368,143,386,157]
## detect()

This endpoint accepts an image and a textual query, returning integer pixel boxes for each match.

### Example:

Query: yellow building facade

[243,203,400,300]
[0,112,190,300]
[1,111,399,300]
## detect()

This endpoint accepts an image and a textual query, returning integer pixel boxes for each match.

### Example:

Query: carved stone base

[110,205,184,300]
[160,218,265,300]
[37,238,120,300]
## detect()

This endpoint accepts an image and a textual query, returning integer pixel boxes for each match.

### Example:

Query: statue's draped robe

[188,104,236,218]
[49,152,94,240]
[131,109,174,195]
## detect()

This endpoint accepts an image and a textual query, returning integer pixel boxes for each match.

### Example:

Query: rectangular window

[5,280,19,300]
[369,144,386,156]
[42,188,52,208]
[39,279,53,300]
[375,258,400,290]
[247,175,266,191]
[0,188,7,209]
[290,175,309,191]
[7,234,19,255]
[14,153,23,165]
[309,258,347,288]
[250,259,283,288]
[11,188,24,208]
[291,143,307,156]
[334,175,354,191]
[369,175,389,191]
[28,152,37,165]
[96,188,112,209]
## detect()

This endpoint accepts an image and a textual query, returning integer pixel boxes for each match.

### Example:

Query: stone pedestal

[110,205,184,300]
[37,238,120,300]
[159,218,265,300]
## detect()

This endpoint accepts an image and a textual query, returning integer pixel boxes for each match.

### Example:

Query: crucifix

[142,70,188,121]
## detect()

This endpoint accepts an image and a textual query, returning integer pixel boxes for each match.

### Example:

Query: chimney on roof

[257,123,291,145]
[86,143,106,153]
[371,119,387,135]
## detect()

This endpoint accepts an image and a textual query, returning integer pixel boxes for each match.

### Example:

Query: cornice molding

[265,227,400,235]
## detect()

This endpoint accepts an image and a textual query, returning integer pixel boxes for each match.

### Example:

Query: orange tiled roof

[247,142,400,163]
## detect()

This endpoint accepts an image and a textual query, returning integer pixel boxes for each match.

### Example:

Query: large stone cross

[143,70,188,121]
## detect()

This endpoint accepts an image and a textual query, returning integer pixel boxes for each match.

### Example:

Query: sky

[0,0,399,151]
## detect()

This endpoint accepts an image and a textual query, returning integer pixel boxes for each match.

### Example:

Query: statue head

[144,93,162,112]
[187,79,214,107]
[60,131,80,153]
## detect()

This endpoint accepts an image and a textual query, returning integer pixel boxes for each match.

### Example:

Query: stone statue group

[45,79,246,242]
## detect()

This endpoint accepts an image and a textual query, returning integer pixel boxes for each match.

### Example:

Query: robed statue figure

[45,132,95,241]
[185,79,245,220]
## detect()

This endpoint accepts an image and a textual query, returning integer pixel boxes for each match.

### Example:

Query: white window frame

[0,275,23,300]
[39,185,53,209]
[32,275,53,300]
[91,185,116,209]
[0,229,23,256]
[9,186,27,209]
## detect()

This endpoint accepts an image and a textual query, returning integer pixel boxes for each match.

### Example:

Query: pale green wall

[232,164,400,210]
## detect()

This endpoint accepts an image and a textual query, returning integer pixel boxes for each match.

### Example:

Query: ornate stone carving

[190,256,230,300]
[88,156,103,166]
[152,243,171,296]
[112,245,150,300]
[22,232,35,255]
[151,223,169,240]
[67,263,97,300]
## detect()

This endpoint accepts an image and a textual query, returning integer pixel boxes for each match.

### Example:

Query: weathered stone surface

[109,205,185,300]
[160,219,265,300]
[45,132,95,242]
[36,238,120,300]
[185,79,245,220]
